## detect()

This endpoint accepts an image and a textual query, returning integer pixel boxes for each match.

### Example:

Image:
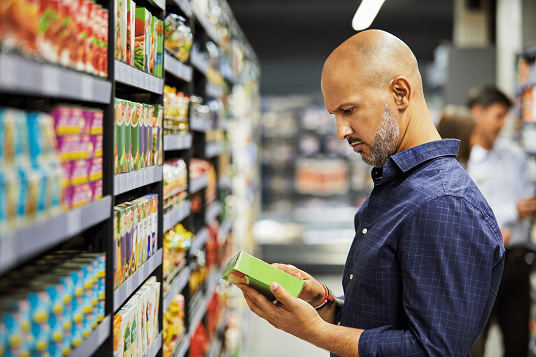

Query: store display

[163,86,190,135]
[0,251,105,356]
[113,277,160,357]
[163,293,185,357]
[163,158,188,213]
[113,194,159,289]
[164,14,192,63]
[163,224,192,287]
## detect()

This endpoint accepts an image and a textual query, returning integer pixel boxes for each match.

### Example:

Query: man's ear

[390,77,411,110]
[470,105,483,121]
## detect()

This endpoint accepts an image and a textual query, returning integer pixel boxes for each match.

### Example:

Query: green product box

[135,8,152,72]
[131,102,143,171]
[222,251,305,301]
[114,98,125,174]
[150,16,157,75]
[155,19,163,78]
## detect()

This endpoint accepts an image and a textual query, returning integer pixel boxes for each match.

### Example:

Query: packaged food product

[115,0,127,62]
[113,315,123,357]
[155,19,163,78]
[69,159,90,185]
[223,251,305,302]
[88,157,102,181]
[134,7,151,72]
[127,0,136,66]
[163,14,192,63]
[71,182,91,209]
[150,16,156,75]
[120,302,138,357]
[85,1,97,74]
[124,101,134,172]
[87,109,103,135]
[89,134,103,158]
[74,0,89,71]
[117,203,137,276]
[117,307,132,357]
[130,102,142,171]
[99,8,109,77]
[153,105,163,166]
[144,278,160,342]
[114,99,124,174]
[114,206,125,288]
[89,179,102,202]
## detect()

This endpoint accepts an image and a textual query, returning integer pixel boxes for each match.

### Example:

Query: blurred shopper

[437,105,475,169]
[237,30,504,357]
[465,85,536,357]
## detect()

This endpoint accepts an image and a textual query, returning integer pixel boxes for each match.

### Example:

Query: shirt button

[362,228,367,234]
[350,274,353,280]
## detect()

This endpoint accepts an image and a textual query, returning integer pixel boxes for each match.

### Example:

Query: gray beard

[361,103,400,167]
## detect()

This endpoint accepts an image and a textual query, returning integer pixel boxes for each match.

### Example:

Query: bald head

[322,30,422,96]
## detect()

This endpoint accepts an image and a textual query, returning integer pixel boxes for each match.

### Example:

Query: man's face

[472,103,509,147]
[322,72,400,167]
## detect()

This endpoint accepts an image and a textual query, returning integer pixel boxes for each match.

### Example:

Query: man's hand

[237,281,327,342]
[271,263,326,307]
[516,196,536,219]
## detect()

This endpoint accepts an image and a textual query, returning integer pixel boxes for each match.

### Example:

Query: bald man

[238,30,504,357]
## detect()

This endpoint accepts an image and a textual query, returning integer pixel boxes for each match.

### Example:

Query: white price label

[43,66,61,95]
[126,173,133,190]
[127,67,133,84]
[149,256,154,272]
[120,175,126,193]
[0,54,16,87]
[114,175,119,194]
[133,171,139,188]
[0,235,16,272]
[80,75,93,101]
[133,71,139,87]
[126,277,133,295]
[121,63,127,82]
[113,291,119,310]
[67,209,82,235]
[144,169,149,185]
[140,263,146,279]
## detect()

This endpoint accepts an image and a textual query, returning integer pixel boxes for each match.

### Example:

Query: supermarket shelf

[190,227,208,253]
[205,142,222,158]
[163,265,191,311]
[190,116,211,132]
[0,52,112,103]
[172,334,190,357]
[206,83,223,98]
[189,266,224,332]
[114,60,164,94]
[114,166,164,195]
[164,53,192,82]
[113,248,163,312]
[164,133,193,151]
[205,201,221,224]
[173,0,192,17]
[70,315,110,357]
[190,51,208,74]
[146,332,163,357]
[190,173,208,193]
[191,3,221,45]
[0,196,112,275]
[164,200,191,232]
[164,185,188,201]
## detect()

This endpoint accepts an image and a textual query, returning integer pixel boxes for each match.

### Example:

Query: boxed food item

[89,135,103,158]
[222,251,305,301]
[116,204,134,280]
[113,315,123,357]
[85,2,100,74]
[155,19,163,78]
[117,304,134,357]
[144,277,160,343]
[130,102,142,171]
[74,0,89,71]
[131,198,149,265]
[115,0,127,62]
[149,16,156,75]
[89,179,102,201]
[127,0,136,66]
[134,7,152,72]
[117,202,138,276]
[153,105,163,166]
[99,8,109,77]
[114,206,125,288]
[69,159,90,185]
[114,98,125,174]
[143,194,158,257]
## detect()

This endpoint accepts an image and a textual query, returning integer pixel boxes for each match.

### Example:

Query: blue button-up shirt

[333,139,505,357]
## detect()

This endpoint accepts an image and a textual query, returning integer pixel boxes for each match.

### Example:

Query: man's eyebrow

[331,102,355,113]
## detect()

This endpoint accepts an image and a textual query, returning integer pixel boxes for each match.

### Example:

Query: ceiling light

[352,0,386,31]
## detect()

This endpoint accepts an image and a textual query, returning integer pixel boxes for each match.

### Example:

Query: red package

[99,8,109,77]
[85,0,95,74]
[74,0,88,71]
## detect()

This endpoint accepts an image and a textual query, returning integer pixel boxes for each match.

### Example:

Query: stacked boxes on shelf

[0,252,105,356]
[113,194,159,289]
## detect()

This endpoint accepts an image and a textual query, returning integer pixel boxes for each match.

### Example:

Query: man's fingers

[270,282,298,310]
[272,263,302,279]
[242,291,269,320]
[238,283,278,312]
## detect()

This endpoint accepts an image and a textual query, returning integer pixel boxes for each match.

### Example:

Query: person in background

[465,85,536,357]
[235,30,505,357]
[436,105,475,169]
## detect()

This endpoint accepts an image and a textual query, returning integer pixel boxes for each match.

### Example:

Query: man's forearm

[304,321,363,357]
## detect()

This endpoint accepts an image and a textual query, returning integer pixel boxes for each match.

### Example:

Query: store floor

[245,274,504,357]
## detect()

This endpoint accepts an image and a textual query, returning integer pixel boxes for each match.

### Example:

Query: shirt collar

[372,139,460,183]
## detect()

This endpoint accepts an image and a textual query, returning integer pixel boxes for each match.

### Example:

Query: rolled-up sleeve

[358,196,504,357]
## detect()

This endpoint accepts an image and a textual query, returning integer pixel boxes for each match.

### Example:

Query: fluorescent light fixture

[352,0,386,31]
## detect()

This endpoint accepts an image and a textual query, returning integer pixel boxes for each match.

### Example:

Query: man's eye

[344,109,353,115]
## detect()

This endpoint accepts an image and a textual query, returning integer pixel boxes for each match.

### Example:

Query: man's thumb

[270,282,293,306]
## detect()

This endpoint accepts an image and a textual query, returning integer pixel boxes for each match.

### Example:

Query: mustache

[347,136,365,145]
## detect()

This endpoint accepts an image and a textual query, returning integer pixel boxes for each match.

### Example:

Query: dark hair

[466,85,512,109]
[437,105,475,164]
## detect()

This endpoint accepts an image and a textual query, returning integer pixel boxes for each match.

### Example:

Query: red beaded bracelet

[314,281,335,310]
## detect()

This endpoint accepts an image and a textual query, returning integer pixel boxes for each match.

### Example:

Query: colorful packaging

[74,0,89,71]
[89,180,102,201]
[71,183,91,209]
[117,203,137,276]
[142,194,158,258]
[99,8,109,77]
[113,315,123,357]
[114,206,125,288]
[150,16,157,75]
[127,0,136,66]
[223,251,306,301]
[114,98,124,174]
[144,105,154,168]
[88,157,103,181]
[144,277,160,341]
[122,302,138,357]
[117,307,132,357]
[131,103,142,171]
[156,19,163,78]
[124,101,133,172]
[69,159,90,185]
[85,1,96,74]
[154,105,163,166]
[58,0,78,68]
[134,8,151,72]
[87,110,103,135]
[115,0,127,62]
[56,135,80,162]
[89,134,103,158]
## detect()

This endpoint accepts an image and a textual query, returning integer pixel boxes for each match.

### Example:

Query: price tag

[148,168,153,183]
[0,54,16,87]
[139,263,146,279]
[114,60,120,81]
[67,209,82,236]
[133,171,139,188]
[0,235,16,273]
[120,175,126,194]
[142,169,147,185]
[80,75,93,101]
[133,70,139,87]
[126,66,133,84]
[121,63,127,82]
[43,66,61,95]
[126,277,132,295]
[126,172,133,191]
[113,291,119,311]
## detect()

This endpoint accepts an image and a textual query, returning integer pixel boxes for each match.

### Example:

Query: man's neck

[396,106,442,154]
[470,132,493,152]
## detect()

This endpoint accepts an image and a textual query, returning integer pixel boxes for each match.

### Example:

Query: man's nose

[336,117,353,140]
